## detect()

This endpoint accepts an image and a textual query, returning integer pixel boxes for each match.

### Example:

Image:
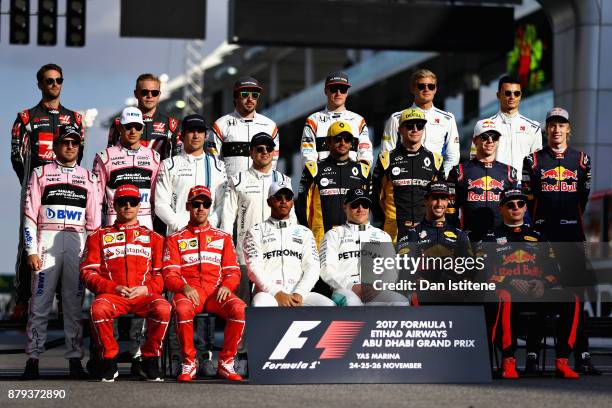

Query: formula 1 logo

[269,320,365,360]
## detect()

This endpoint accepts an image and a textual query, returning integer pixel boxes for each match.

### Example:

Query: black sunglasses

[116,197,140,207]
[139,89,160,97]
[272,193,293,202]
[60,139,80,147]
[44,77,64,85]
[239,91,260,99]
[190,200,212,209]
[417,83,436,91]
[478,133,500,142]
[328,86,349,94]
[255,145,273,154]
[505,200,526,210]
[124,123,144,131]
[402,121,426,131]
[331,134,353,144]
[504,90,522,98]
[350,201,370,210]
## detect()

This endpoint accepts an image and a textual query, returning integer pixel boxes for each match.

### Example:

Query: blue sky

[0,0,227,273]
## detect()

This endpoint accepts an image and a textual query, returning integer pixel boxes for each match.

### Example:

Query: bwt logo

[269,320,365,360]
[46,208,82,221]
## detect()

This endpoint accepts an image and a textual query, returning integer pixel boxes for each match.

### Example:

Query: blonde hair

[135,73,160,89]
[410,69,437,86]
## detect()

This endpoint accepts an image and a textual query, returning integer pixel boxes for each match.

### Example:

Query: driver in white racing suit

[243,181,334,307]
[320,188,408,306]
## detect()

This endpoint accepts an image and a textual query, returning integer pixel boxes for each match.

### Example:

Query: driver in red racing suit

[163,185,245,382]
[80,184,170,382]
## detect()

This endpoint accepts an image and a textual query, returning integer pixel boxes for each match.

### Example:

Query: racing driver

[81,184,170,382]
[163,185,245,382]
[21,125,100,379]
[244,181,335,307]
[94,106,160,230]
[480,189,580,379]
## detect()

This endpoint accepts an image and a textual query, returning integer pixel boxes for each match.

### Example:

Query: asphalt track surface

[1,347,611,408]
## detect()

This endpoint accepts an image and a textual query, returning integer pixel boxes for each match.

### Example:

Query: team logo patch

[153,122,166,133]
[351,167,359,176]
[189,239,198,248]
[103,232,125,244]
[207,238,224,250]
[135,234,150,243]
[59,114,71,125]
[444,231,457,239]
[419,230,427,239]
[424,157,431,167]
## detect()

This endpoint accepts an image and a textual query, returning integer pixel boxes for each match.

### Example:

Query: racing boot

[501,357,519,379]
[556,358,579,379]
[130,356,144,379]
[21,358,39,380]
[523,352,539,375]
[99,358,118,382]
[177,359,197,382]
[141,357,163,382]
[574,352,602,375]
[68,358,87,379]
[217,358,243,381]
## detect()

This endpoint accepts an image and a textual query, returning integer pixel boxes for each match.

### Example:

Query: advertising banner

[247,306,491,384]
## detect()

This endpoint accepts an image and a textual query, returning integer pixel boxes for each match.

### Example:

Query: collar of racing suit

[346,222,369,232]
[54,160,77,170]
[182,151,206,163]
[472,157,496,168]
[546,145,568,159]
[397,143,424,156]
[38,100,63,113]
[499,110,520,123]
[502,223,525,233]
[249,166,273,179]
[232,109,258,122]
[142,110,158,120]
[268,217,292,229]
[187,222,211,234]
[119,144,142,153]
[324,106,347,115]
[411,102,435,114]
[322,155,352,166]
[421,217,447,229]
[113,221,141,230]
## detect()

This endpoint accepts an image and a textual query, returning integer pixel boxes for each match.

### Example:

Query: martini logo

[269,320,365,361]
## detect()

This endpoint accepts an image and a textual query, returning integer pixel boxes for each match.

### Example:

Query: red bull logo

[467,176,504,191]
[541,166,578,192]
[541,166,577,181]
[467,176,504,201]
[502,250,536,265]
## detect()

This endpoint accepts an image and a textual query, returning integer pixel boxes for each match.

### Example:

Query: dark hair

[36,64,63,82]
[135,73,160,89]
[497,75,521,91]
